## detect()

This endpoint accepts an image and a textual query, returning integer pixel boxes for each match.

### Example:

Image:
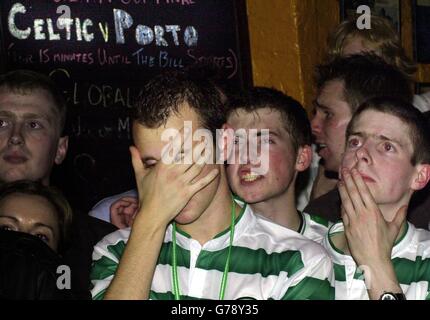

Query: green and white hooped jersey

[91,202,335,300]
[299,212,331,244]
[323,221,430,300]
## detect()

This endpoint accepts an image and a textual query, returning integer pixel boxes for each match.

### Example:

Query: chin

[237,191,266,204]
[174,200,205,225]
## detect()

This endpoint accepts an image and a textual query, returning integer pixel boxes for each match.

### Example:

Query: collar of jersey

[325,220,413,261]
[168,198,248,251]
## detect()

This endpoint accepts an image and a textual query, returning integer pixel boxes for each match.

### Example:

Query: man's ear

[295,145,312,172]
[411,164,430,191]
[55,136,69,165]
[218,123,235,163]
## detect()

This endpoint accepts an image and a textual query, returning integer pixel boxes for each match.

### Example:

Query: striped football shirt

[300,212,331,244]
[323,221,430,300]
[91,202,334,300]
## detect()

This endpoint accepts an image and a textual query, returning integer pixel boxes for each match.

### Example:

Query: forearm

[364,261,403,300]
[104,218,166,300]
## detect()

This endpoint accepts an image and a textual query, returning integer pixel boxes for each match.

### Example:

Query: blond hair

[326,16,417,79]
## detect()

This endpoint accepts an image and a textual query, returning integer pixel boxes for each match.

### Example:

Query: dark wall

[0,0,251,212]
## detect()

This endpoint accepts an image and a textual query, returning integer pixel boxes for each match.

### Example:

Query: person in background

[326,16,427,112]
[90,70,334,300]
[0,69,116,299]
[308,53,412,201]
[0,180,73,299]
[225,87,329,243]
[323,97,430,300]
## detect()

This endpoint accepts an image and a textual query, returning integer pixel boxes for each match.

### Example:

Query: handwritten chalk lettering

[54,51,95,64]
[88,84,132,108]
[8,3,31,40]
[7,43,34,64]
[121,0,147,4]
[132,48,156,66]
[159,50,184,68]
[118,117,131,139]
[8,3,95,42]
[187,48,238,79]
[53,0,113,4]
[113,9,198,46]
[97,48,132,66]
[39,48,95,65]
[155,0,195,5]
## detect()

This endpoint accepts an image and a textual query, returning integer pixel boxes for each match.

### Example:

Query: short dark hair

[346,96,430,166]
[227,87,311,154]
[0,70,67,135]
[315,54,413,113]
[0,180,73,253]
[131,70,227,136]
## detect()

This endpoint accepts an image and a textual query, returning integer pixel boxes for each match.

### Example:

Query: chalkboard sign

[0,0,252,212]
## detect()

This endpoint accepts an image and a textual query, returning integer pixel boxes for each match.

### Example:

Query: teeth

[241,173,261,182]
[319,144,327,148]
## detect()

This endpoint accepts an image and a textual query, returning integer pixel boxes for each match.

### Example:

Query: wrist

[363,263,402,300]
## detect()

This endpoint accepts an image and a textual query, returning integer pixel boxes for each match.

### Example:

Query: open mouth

[240,172,263,183]
[316,143,327,153]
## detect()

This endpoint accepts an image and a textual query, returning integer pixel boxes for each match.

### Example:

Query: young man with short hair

[226,87,329,242]
[0,70,68,185]
[90,71,334,300]
[323,97,430,300]
[0,69,116,299]
[304,54,430,225]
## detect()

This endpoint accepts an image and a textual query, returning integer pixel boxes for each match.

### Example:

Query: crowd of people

[1,16,430,300]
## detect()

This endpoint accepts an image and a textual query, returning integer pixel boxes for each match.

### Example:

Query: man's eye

[261,137,274,145]
[348,138,360,148]
[0,119,9,128]
[144,161,157,169]
[27,121,43,129]
[324,111,333,119]
[35,233,50,243]
[383,142,395,152]
[0,225,14,231]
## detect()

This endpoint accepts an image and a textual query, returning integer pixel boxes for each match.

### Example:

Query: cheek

[267,151,294,180]
[379,161,414,188]
[226,163,239,180]
[326,117,349,135]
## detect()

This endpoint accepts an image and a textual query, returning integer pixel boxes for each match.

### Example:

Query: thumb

[130,145,147,181]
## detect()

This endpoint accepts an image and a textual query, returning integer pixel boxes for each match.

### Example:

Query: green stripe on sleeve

[282,277,335,300]
[392,256,430,285]
[90,255,118,281]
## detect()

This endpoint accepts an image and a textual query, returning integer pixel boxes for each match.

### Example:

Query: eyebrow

[33,222,55,234]
[0,110,53,124]
[0,215,55,233]
[348,132,405,147]
[312,100,331,111]
[0,215,18,222]
[256,130,280,138]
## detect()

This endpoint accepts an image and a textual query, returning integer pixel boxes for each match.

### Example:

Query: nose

[355,145,372,165]
[8,124,24,146]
